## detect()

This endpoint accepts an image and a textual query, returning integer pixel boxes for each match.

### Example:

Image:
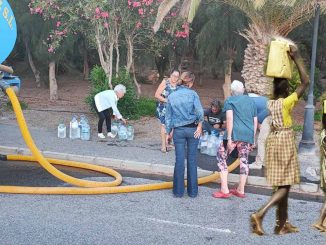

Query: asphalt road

[0,161,325,245]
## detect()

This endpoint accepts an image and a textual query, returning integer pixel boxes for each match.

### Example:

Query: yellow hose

[0,86,240,195]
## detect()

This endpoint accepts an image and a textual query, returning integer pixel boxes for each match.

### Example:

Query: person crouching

[94,84,127,139]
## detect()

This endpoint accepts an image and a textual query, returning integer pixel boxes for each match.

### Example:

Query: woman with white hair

[213,80,257,199]
[94,84,127,139]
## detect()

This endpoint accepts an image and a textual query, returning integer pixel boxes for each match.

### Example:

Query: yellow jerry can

[266,39,293,79]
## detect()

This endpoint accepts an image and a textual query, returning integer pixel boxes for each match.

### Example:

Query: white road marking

[144,217,233,234]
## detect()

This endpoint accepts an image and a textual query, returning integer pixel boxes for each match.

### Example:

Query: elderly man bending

[213,80,257,198]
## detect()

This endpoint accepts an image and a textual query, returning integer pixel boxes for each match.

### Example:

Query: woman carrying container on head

[155,69,180,153]
[312,99,326,232]
[94,84,127,139]
[165,71,204,198]
[250,45,309,236]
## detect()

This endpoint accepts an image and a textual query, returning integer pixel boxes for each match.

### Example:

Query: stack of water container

[57,115,91,141]
[58,117,134,141]
[198,131,223,157]
[112,120,134,141]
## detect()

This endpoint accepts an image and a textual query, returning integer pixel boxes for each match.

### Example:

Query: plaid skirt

[265,129,300,186]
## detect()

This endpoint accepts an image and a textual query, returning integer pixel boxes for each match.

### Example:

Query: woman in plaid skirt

[250,46,309,236]
[312,100,326,232]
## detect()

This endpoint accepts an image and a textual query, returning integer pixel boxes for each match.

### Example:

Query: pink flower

[103,22,109,29]
[133,2,141,8]
[138,8,144,15]
[95,8,101,14]
[48,47,54,53]
[56,21,61,27]
[101,12,109,18]
[136,21,142,29]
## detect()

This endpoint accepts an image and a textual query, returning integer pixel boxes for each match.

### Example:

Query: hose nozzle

[0,79,10,92]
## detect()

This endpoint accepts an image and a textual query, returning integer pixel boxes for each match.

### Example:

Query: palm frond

[223,0,326,37]
[188,0,202,23]
[153,0,180,33]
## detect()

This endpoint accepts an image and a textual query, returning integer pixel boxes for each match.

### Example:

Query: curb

[0,145,323,200]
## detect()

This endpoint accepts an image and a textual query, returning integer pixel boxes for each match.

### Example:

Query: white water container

[206,135,218,156]
[69,116,80,139]
[200,132,209,154]
[81,122,91,141]
[118,124,128,140]
[127,125,134,141]
[111,121,119,138]
[57,122,66,138]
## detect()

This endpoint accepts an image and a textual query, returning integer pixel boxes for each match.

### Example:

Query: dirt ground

[0,72,321,140]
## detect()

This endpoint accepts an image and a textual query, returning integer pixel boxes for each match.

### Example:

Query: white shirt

[94,90,122,119]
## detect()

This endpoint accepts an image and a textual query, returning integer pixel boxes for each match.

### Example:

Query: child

[312,99,326,232]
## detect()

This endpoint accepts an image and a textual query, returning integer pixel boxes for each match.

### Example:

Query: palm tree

[153,0,202,32]
[222,0,326,95]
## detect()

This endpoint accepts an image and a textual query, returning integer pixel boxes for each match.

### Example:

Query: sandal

[160,147,167,153]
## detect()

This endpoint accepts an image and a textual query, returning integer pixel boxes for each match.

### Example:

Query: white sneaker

[249,162,263,169]
[107,132,116,138]
[98,133,105,139]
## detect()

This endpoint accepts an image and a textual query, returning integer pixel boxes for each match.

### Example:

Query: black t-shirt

[204,108,226,126]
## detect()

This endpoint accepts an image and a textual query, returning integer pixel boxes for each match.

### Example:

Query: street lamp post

[299,3,320,153]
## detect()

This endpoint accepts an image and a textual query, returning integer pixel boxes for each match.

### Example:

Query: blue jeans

[173,127,199,197]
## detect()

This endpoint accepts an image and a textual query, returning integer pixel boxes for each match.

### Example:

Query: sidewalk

[0,123,323,200]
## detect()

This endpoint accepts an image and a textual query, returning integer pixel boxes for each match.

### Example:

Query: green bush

[5,100,28,111]
[85,65,108,112]
[292,124,303,132]
[86,66,156,119]
[111,68,138,119]
[315,110,322,122]
[289,67,321,101]
[137,97,157,117]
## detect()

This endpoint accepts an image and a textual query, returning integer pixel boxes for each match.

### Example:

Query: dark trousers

[96,108,112,133]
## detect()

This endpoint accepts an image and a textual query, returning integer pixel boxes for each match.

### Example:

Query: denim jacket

[165,86,204,134]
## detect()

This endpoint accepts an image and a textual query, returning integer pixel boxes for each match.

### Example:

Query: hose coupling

[0,79,10,92]
[0,154,7,161]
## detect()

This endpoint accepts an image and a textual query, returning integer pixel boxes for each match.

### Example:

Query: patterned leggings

[217,141,251,175]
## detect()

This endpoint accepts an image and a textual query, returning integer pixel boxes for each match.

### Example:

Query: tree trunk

[115,45,120,76]
[108,43,114,87]
[198,59,203,86]
[49,61,58,101]
[83,49,89,80]
[24,39,41,88]
[223,58,233,100]
[132,62,141,96]
[241,42,273,96]
[126,35,133,73]
[95,27,112,89]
